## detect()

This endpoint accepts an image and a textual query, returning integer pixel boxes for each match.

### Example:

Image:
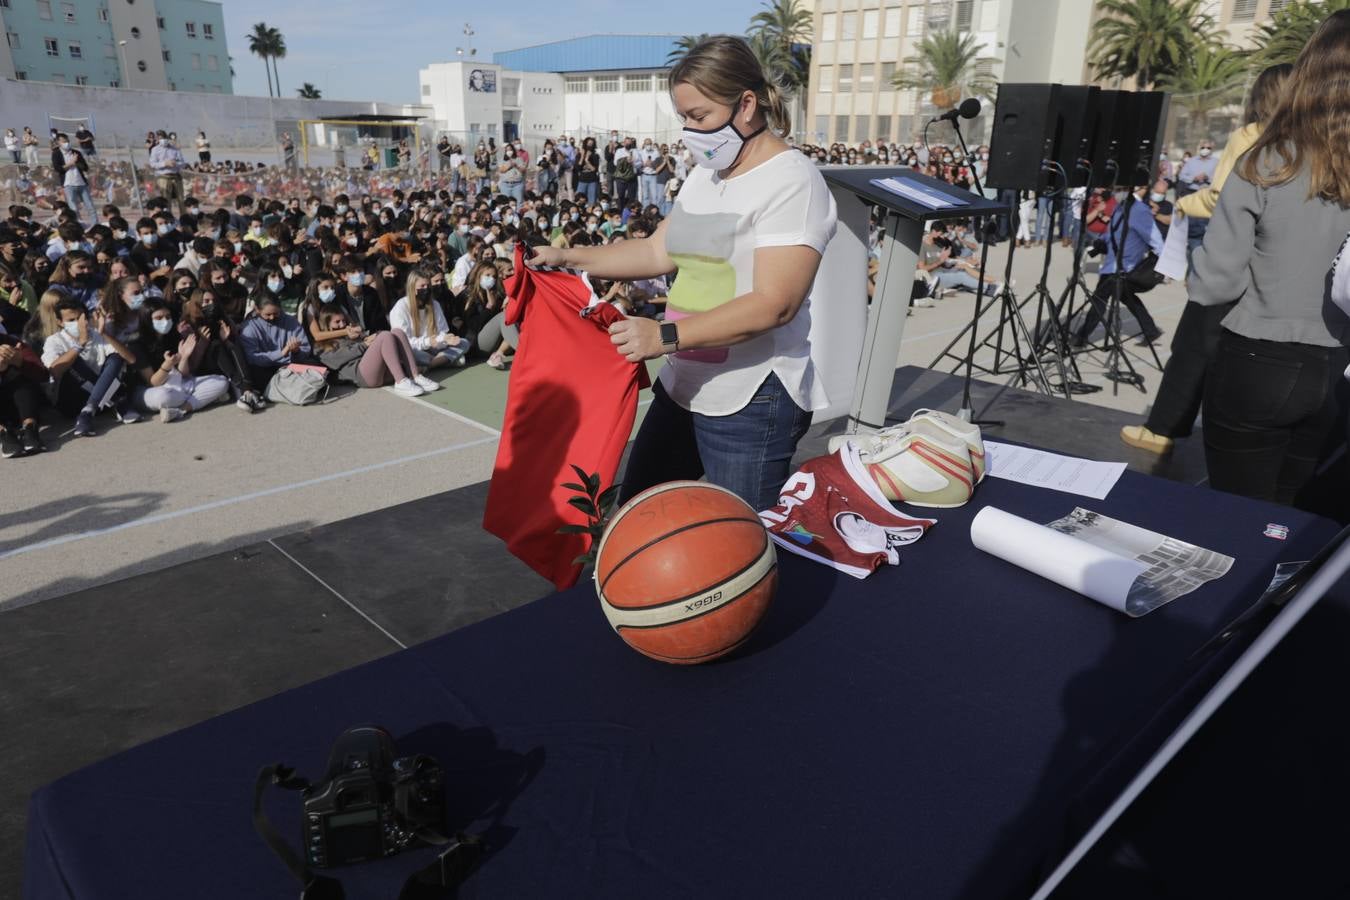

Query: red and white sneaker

[827,410,983,507]
[905,408,986,483]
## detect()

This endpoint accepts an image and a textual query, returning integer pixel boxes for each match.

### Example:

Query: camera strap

[253,764,345,899]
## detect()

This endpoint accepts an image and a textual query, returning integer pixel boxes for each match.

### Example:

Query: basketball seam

[601,534,773,612]
[613,567,775,633]
[626,630,755,664]
[598,515,766,593]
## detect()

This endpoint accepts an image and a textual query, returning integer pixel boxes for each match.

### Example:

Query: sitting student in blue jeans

[40,296,140,436]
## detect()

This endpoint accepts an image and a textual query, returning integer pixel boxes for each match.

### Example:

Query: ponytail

[759,78,792,137]
[670,35,792,137]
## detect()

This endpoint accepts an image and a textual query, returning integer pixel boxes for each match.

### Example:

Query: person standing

[1175,137,1220,257]
[21,127,40,167]
[1073,178,1165,347]
[195,131,211,164]
[148,130,187,217]
[575,137,601,206]
[1192,14,1350,507]
[282,133,297,170]
[4,129,19,164]
[50,133,96,224]
[74,124,96,158]
[527,36,837,511]
[638,138,661,207]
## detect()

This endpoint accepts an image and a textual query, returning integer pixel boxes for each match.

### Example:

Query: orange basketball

[595,481,777,665]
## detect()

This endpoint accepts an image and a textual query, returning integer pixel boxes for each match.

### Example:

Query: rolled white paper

[970,506,1149,613]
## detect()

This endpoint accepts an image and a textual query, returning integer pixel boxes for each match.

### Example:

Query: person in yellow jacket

[1121,63,1293,454]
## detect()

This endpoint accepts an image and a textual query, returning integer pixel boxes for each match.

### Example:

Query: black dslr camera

[300,725,446,867]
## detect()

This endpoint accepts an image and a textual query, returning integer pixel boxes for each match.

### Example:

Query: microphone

[929,98,982,124]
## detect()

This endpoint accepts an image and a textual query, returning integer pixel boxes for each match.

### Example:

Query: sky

[220,0,766,104]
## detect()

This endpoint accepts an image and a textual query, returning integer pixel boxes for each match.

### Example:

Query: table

[24,462,1334,900]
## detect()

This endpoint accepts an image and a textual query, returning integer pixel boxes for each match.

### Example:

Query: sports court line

[267,539,408,651]
[0,436,499,563]
[384,387,503,436]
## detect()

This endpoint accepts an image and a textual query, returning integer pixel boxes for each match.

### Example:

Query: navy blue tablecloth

[24,469,1336,900]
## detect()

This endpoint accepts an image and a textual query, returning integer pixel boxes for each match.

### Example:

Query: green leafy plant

[558,465,622,568]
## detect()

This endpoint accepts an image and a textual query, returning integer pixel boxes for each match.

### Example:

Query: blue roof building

[494,34,681,74]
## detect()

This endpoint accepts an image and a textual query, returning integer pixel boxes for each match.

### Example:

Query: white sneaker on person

[487,352,506,370]
[158,406,187,424]
[453,355,468,368]
[413,374,441,392]
[913,295,935,309]
[115,407,141,425]
[392,378,425,397]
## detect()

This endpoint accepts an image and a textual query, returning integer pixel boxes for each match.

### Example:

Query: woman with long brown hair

[1190,10,1350,507]
[1122,62,1293,454]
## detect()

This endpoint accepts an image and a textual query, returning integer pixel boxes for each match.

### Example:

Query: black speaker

[986,83,1061,191]
[1050,85,1100,188]
[1084,89,1122,185]
[1130,91,1170,188]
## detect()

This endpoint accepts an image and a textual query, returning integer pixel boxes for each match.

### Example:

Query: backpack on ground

[265,365,330,406]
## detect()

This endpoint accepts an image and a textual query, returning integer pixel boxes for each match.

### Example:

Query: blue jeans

[501,180,524,203]
[1034,196,1055,243]
[578,181,598,205]
[639,173,659,206]
[58,354,125,416]
[1061,214,1081,247]
[64,183,95,223]
[620,372,813,512]
[934,269,993,294]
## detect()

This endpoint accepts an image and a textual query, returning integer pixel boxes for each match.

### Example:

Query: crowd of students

[0,156,673,458]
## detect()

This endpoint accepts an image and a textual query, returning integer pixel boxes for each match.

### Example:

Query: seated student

[461,260,517,371]
[166,268,198,317]
[388,270,469,369]
[313,305,439,398]
[336,258,389,333]
[238,292,311,387]
[45,221,86,263]
[98,276,147,345]
[449,236,488,295]
[41,296,140,435]
[299,272,356,338]
[129,298,230,422]
[182,288,264,412]
[199,259,248,321]
[0,262,33,335]
[48,250,102,310]
[173,235,214,276]
[0,330,47,457]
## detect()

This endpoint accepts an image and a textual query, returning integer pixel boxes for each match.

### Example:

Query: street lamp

[117,39,129,89]
[456,23,476,57]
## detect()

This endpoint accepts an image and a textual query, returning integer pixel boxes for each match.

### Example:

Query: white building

[418,34,684,150]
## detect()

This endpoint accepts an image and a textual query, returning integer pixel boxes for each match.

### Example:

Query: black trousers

[1076,274,1160,345]
[614,178,636,207]
[0,373,41,425]
[199,338,253,395]
[1203,329,1349,508]
[1144,300,1236,437]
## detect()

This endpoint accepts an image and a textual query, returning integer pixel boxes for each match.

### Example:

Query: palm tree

[247,22,275,97]
[297,82,322,99]
[1157,42,1249,147]
[748,0,813,133]
[1249,0,1350,70]
[1088,0,1218,89]
[269,28,286,99]
[666,33,709,66]
[892,29,999,109]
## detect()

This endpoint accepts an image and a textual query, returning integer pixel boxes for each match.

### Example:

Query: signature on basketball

[685,590,724,613]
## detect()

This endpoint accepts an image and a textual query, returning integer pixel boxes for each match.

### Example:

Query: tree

[297,82,322,100]
[748,0,813,134]
[1249,0,1350,70]
[667,34,710,66]
[1088,0,1218,89]
[1158,42,1248,147]
[891,29,999,108]
[269,28,286,99]
[247,22,276,97]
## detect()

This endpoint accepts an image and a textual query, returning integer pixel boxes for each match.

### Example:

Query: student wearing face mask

[173,236,215,277]
[313,305,438,398]
[238,292,311,387]
[182,288,263,411]
[51,133,96,224]
[576,137,601,206]
[98,276,148,345]
[528,36,838,511]
[199,259,246,322]
[336,259,390,333]
[450,237,489,295]
[130,217,172,275]
[42,297,140,435]
[388,270,469,369]
[461,261,517,370]
[1175,139,1220,255]
[130,298,230,422]
[0,329,47,457]
[48,251,102,311]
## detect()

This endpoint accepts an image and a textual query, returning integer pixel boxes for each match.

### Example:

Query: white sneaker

[392,378,425,398]
[906,408,987,483]
[913,295,935,309]
[413,374,441,392]
[844,428,977,508]
[453,354,468,368]
[158,406,187,423]
[487,352,506,370]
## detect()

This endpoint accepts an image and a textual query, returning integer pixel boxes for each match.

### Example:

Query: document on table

[983,441,1126,500]
[970,506,1235,616]
[869,177,969,209]
[1155,210,1189,281]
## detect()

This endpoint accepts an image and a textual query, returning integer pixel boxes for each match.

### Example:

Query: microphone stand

[949,110,996,424]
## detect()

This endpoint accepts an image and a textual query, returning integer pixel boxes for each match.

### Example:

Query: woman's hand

[526,246,567,269]
[608,316,664,363]
[346,324,363,340]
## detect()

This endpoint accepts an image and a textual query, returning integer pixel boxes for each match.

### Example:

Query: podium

[817,167,1008,431]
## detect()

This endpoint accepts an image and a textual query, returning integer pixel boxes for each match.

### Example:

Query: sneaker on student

[392,378,425,397]
[913,294,935,309]
[116,407,141,425]
[0,428,21,459]
[158,406,187,424]
[453,354,468,368]
[413,374,441,392]
[19,423,44,454]
[854,428,978,508]
[236,394,257,413]
[73,410,96,437]
[487,352,506,370]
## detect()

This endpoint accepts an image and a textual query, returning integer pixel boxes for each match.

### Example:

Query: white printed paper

[970,506,1235,616]
[1155,210,1189,281]
[983,442,1126,500]
[869,177,968,209]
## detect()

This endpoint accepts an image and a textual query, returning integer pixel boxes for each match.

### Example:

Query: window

[655,73,669,91]
[45,36,59,56]
[624,73,651,92]
[1231,0,1257,20]
[37,0,52,19]
[136,59,145,71]
[130,26,140,38]
[5,30,18,49]
[191,52,200,69]
[838,63,853,93]
[593,76,618,93]
[421,83,430,96]
[75,74,88,85]
[880,61,896,89]
[184,21,196,38]
[0,0,9,8]
[876,115,892,142]
[821,12,837,41]
[841,11,857,39]
[156,14,163,27]
[52,72,66,83]
[884,8,901,37]
[814,115,828,141]
[16,71,28,80]
[1267,0,1290,11]
[61,1,75,23]
[835,114,850,142]
[108,78,118,86]
[859,62,875,92]
[203,22,213,39]
[68,40,81,58]
[818,64,833,93]
[955,0,974,31]
[907,7,924,35]
[565,76,589,93]
[98,7,108,21]
[162,49,170,61]
[862,9,878,38]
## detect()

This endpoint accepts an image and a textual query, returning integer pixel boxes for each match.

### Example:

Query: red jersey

[759,443,937,579]
[484,246,650,590]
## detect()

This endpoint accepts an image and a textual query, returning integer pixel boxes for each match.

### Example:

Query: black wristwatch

[659,321,680,354]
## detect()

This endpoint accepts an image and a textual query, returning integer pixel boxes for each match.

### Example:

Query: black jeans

[0,373,41,425]
[614,177,636,208]
[1076,274,1160,345]
[199,338,254,395]
[1202,329,1349,507]
[1145,300,1236,437]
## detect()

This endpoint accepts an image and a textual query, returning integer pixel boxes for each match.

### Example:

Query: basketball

[595,481,777,665]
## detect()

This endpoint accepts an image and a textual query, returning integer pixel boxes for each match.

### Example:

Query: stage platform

[0,365,1270,897]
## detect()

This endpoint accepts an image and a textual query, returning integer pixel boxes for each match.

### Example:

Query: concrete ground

[0,240,1184,610]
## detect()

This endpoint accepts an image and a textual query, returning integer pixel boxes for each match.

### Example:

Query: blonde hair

[668,35,791,137]
[403,270,437,339]
[34,289,65,341]
[1239,11,1350,204]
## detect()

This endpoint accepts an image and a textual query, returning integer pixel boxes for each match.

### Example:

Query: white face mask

[479,274,496,290]
[682,108,766,170]
[1198,148,1212,158]
[1150,192,1166,203]
[152,317,173,335]
[318,287,336,303]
